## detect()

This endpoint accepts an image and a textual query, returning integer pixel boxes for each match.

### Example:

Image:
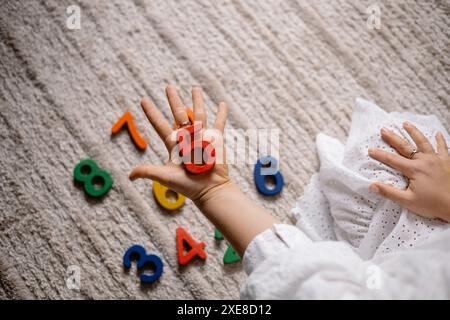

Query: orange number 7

[111,111,147,151]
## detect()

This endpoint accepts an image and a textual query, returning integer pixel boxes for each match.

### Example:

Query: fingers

[213,102,228,133]
[140,97,174,150]
[403,122,434,153]
[369,182,413,206]
[436,132,449,158]
[166,84,189,126]
[380,128,413,158]
[368,148,414,177]
[129,164,173,186]
[192,87,207,128]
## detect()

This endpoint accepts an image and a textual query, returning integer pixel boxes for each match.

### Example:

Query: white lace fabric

[241,99,450,299]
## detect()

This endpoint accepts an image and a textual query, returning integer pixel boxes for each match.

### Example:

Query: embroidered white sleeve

[241,224,450,300]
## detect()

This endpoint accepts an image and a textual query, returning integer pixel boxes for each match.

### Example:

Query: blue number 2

[123,245,163,284]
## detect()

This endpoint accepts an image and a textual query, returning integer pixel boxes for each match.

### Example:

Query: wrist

[193,180,238,211]
[438,193,450,223]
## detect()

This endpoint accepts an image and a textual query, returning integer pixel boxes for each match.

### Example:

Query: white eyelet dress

[241,98,450,299]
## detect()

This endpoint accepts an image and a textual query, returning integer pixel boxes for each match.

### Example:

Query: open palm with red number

[129,85,231,201]
[368,122,450,222]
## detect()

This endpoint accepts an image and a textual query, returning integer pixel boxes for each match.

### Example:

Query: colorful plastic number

[152,181,185,211]
[177,124,215,174]
[186,108,195,124]
[123,245,163,284]
[214,229,223,240]
[254,156,284,196]
[223,245,241,264]
[73,159,113,197]
[260,156,279,175]
[176,227,207,266]
[111,111,147,151]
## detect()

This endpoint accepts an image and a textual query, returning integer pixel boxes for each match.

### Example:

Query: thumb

[369,182,412,206]
[129,164,173,186]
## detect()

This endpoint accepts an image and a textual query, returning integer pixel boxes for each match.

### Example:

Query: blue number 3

[123,245,163,284]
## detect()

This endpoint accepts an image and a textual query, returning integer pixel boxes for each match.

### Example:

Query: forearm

[194,181,279,257]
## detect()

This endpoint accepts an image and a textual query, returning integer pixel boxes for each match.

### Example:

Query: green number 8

[73,159,113,197]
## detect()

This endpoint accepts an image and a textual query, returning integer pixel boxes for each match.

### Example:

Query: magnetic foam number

[73,159,113,197]
[176,227,207,266]
[254,156,284,196]
[214,229,223,240]
[111,111,147,151]
[152,181,185,211]
[177,124,216,175]
[123,245,163,284]
[223,245,241,264]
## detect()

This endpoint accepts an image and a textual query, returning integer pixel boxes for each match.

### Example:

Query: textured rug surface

[0,0,449,299]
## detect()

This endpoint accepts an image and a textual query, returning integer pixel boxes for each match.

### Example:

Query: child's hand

[129,85,278,256]
[129,85,230,201]
[368,122,450,222]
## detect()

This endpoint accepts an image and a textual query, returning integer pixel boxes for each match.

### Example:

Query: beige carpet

[0,0,449,299]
